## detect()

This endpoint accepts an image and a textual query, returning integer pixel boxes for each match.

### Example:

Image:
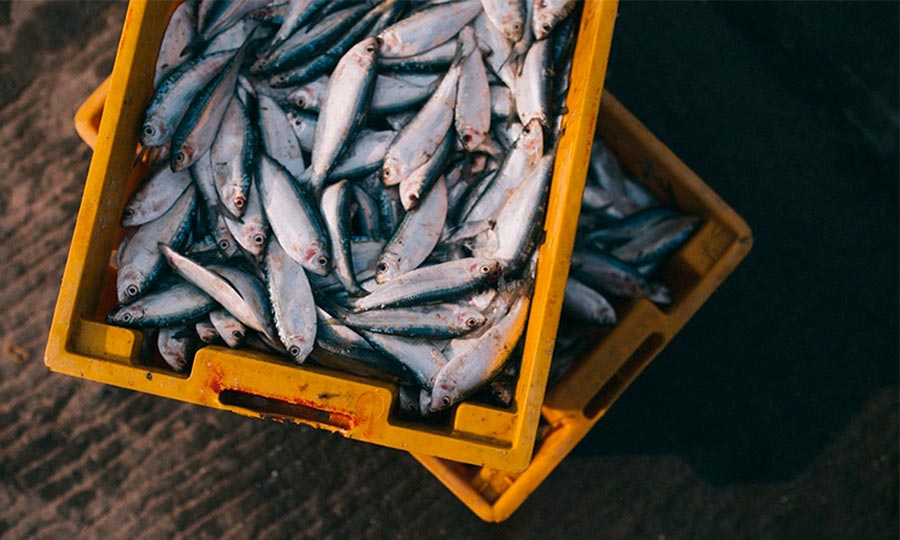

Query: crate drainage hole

[583,333,664,419]
[219,390,354,430]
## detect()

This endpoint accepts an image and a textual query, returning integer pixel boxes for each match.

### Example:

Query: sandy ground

[0,2,896,539]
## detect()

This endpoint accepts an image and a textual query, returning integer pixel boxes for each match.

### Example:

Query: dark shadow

[572,1,899,485]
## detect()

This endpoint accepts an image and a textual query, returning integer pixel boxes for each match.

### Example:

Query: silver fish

[223,180,268,257]
[117,185,197,304]
[382,54,465,185]
[481,0,525,43]
[429,293,530,411]
[352,257,500,311]
[209,308,247,348]
[455,26,492,151]
[211,95,254,217]
[532,0,577,40]
[171,37,251,171]
[122,166,193,227]
[107,278,214,328]
[562,277,616,325]
[309,37,380,194]
[321,180,365,295]
[157,326,197,372]
[515,37,550,128]
[340,303,486,339]
[142,50,234,148]
[154,0,196,86]
[377,176,448,283]
[378,0,481,58]
[257,93,306,177]
[256,154,331,276]
[265,237,318,362]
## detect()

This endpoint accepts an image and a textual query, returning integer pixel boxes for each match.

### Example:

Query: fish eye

[174,152,185,163]
[126,284,139,297]
[121,312,132,323]
[218,239,230,251]
[233,330,244,340]
[383,168,391,177]
[373,36,383,48]
[365,45,375,53]
[296,96,306,107]
[479,265,491,274]
[441,396,452,407]
[407,193,418,204]
[317,256,328,267]
[461,133,472,145]
[465,317,479,328]
[234,197,245,209]
[289,345,301,357]
[523,125,531,135]
[542,22,552,33]
[123,208,134,218]
[376,262,387,273]
[253,234,265,245]
[143,125,154,136]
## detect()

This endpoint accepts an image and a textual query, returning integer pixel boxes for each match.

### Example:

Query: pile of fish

[548,140,700,385]
[106,0,583,415]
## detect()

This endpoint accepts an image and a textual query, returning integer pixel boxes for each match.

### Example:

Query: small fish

[121,166,193,227]
[265,237,318,363]
[117,186,197,304]
[256,154,331,276]
[157,326,198,372]
[209,309,247,348]
[532,0,577,41]
[309,37,381,195]
[562,277,616,326]
[352,257,500,312]
[378,0,481,58]
[377,176,448,283]
[107,278,215,328]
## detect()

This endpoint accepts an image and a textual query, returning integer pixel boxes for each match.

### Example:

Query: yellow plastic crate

[412,92,753,521]
[71,70,751,527]
[47,0,619,473]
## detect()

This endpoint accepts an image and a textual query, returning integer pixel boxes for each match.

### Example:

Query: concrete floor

[0,2,896,538]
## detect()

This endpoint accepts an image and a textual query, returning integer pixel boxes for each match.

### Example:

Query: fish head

[304,241,331,276]
[244,221,268,256]
[355,36,382,66]
[171,143,197,172]
[374,252,401,284]
[532,8,556,40]
[214,215,239,256]
[212,314,245,347]
[398,178,423,211]
[121,200,144,227]
[458,125,487,153]
[497,9,525,43]
[520,118,544,161]
[377,29,401,57]
[222,184,248,217]
[106,303,145,327]
[285,335,313,364]
[429,379,460,413]
[468,259,501,280]
[196,323,219,344]
[249,56,271,75]
[381,156,403,186]
[140,117,168,147]
[289,85,320,111]
[116,267,144,304]
[456,308,487,331]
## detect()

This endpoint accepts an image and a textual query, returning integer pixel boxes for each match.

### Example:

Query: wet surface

[0,2,896,539]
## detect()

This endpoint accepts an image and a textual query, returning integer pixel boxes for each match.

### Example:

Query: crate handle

[218,389,355,431]
[582,332,665,419]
